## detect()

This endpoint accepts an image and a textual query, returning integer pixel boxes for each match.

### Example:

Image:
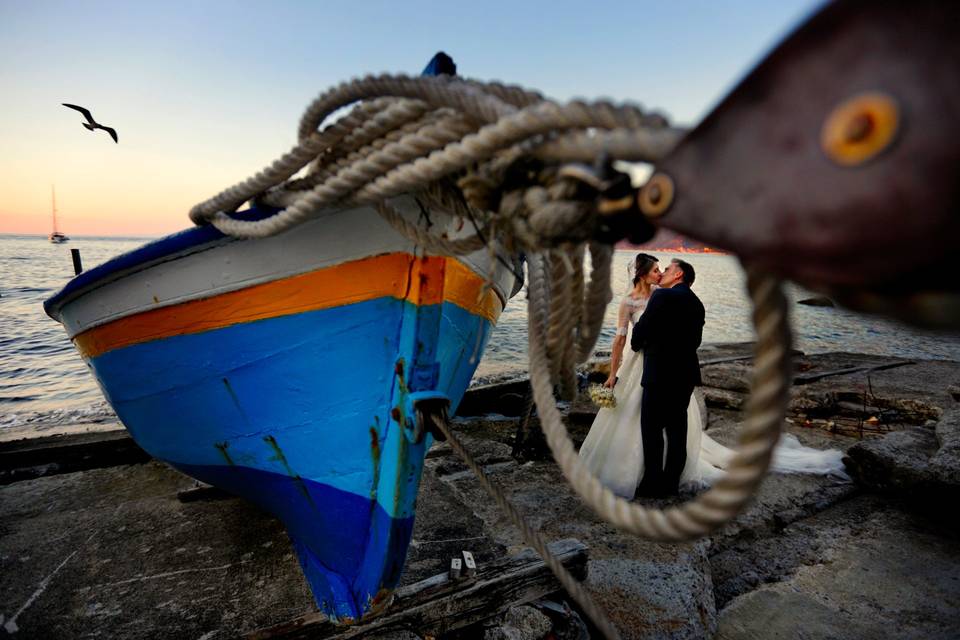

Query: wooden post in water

[71,248,83,275]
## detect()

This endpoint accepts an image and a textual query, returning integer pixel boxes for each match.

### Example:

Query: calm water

[2,235,958,433]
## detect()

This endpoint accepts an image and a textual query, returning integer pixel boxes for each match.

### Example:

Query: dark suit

[630,283,705,495]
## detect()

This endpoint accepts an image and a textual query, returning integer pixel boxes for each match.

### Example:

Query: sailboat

[49,186,69,244]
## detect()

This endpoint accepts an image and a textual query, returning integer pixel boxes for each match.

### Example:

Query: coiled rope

[190,74,793,638]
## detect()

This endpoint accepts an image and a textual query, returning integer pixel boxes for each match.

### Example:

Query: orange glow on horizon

[0,97,292,237]
[616,240,727,255]
[0,209,185,237]
[663,246,728,255]
[0,147,264,237]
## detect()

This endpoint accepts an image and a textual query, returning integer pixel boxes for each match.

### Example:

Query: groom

[630,258,705,497]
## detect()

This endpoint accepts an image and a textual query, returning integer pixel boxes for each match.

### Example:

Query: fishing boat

[49,186,68,244]
[43,53,521,621]
[44,198,519,620]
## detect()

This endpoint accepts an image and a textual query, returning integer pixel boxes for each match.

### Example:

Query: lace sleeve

[615,298,631,337]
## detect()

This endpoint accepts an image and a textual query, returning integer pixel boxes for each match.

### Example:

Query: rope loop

[526,263,792,542]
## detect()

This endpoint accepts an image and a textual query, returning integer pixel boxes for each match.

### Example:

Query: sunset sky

[1,0,820,237]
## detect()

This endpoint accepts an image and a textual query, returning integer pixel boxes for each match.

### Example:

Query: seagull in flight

[62,103,118,143]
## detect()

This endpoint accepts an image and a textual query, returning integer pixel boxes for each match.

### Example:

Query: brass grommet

[821,92,899,167]
[638,173,675,218]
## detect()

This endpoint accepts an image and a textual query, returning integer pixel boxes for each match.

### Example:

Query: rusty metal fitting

[637,173,675,218]
[821,92,900,167]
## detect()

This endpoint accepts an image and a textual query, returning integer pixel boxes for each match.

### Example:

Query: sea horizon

[2,236,958,438]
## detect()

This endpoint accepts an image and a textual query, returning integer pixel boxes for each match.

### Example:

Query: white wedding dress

[579,294,848,499]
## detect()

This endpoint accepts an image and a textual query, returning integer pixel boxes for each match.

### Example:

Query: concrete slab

[716,497,960,640]
[0,462,313,639]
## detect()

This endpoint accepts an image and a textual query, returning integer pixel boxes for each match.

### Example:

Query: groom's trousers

[639,383,695,495]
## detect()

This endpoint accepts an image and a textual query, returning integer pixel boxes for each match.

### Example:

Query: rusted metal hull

[652,0,960,327]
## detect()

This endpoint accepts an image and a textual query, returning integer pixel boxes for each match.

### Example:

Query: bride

[578,253,847,499]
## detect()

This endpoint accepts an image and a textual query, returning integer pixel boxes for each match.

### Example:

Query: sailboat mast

[51,185,59,233]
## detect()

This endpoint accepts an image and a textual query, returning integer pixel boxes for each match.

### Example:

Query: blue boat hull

[83,295,492,619]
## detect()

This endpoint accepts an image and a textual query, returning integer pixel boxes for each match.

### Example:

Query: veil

[625,258,636,297]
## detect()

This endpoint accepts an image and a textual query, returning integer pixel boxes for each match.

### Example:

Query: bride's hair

[632,253,659,285]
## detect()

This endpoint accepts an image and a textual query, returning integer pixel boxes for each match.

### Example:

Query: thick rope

[429,413,622,640]
[188,72,794,548]
[190,75,679,240]
[374,200,486,256]
[577,242,614,363]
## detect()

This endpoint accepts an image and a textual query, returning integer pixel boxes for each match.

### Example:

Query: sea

[2,234,959,436]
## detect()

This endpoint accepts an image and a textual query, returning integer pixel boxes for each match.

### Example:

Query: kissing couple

[579,253,846,499]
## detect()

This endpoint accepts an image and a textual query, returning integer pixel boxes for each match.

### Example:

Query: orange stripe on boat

[445,259,502,322]
[409,255,446,307]
[73,253,501,359]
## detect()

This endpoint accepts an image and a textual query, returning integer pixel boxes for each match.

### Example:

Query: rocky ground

[2,345,959,639]
[427,344,960,639]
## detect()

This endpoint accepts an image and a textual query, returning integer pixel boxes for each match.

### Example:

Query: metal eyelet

[637,173,675,218]
[821,92,900,167]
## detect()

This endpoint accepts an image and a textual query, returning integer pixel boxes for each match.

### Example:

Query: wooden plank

[0,429,150,485]
[455,379,530,417]
[636,356,912,395]
[793,360,914,385]
[242,538,589,640]
[700,354,755,366]
[700,347,804,367]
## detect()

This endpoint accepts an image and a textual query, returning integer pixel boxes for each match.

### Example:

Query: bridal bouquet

[587,383,617,409]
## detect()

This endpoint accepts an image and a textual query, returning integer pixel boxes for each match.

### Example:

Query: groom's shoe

[635,481,667,499]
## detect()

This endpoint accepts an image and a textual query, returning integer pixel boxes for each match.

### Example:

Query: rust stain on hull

[263,435,318,509]
[214,441,234,466]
